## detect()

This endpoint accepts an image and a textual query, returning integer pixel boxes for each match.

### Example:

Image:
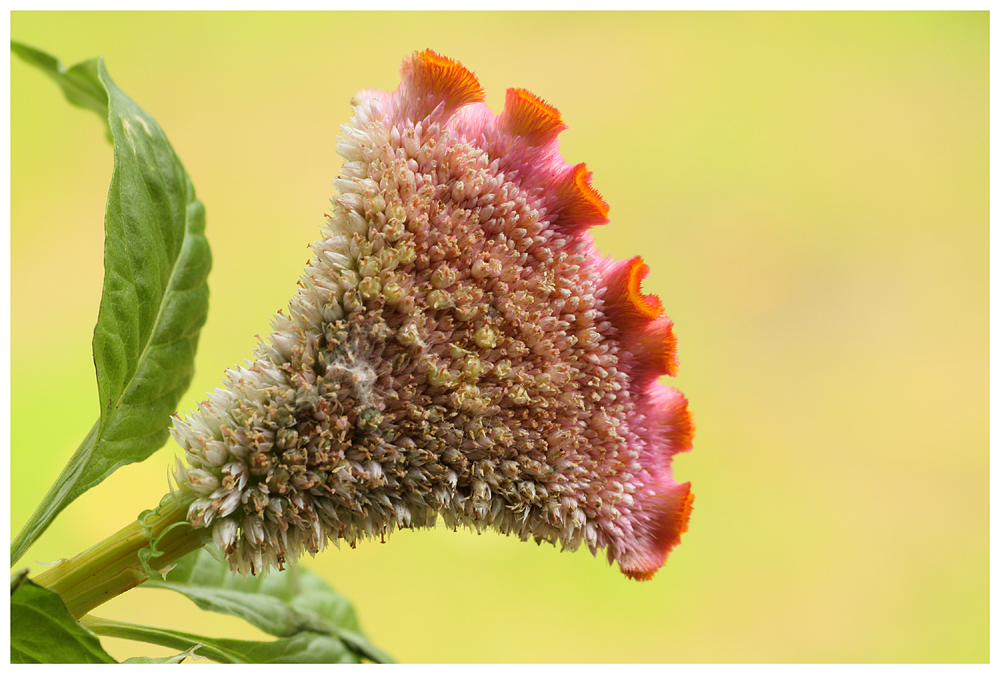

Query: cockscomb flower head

[172,50,693,580]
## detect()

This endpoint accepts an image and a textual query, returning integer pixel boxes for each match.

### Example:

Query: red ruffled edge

[596,255,694,579]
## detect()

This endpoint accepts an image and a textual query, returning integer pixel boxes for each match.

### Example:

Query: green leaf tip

[11,41,110,139]
[11,45,212,565]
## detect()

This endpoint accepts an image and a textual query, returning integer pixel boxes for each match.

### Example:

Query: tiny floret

[172,50,694,580]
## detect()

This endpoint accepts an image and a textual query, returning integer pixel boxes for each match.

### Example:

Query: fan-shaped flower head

[172,50,694,580]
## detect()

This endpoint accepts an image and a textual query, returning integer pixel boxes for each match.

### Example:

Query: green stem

[81,615,235,664]
[31,494,210,619]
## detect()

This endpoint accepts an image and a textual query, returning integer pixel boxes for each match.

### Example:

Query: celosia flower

[172,50,693,580]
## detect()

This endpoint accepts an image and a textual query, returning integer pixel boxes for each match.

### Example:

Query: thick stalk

[31,495,210,619]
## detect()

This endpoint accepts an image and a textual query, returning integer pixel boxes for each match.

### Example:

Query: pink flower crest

[172,50,694,580]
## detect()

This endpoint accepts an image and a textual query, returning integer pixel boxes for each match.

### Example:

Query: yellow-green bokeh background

[10,11,988,663]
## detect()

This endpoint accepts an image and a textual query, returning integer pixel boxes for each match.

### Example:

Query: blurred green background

[10,11,988,663]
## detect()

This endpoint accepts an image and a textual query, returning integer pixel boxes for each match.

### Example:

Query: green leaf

[11,46,211,565]
[10,580,117,664]
[11,41,110,138]
[143,548,394,663]
[83,616,359,664]
[212,633,358,664]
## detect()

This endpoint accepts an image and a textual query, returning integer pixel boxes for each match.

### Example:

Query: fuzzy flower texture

[173,51,693,580]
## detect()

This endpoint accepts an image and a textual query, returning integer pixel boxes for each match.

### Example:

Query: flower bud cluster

[172,51,693,579]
